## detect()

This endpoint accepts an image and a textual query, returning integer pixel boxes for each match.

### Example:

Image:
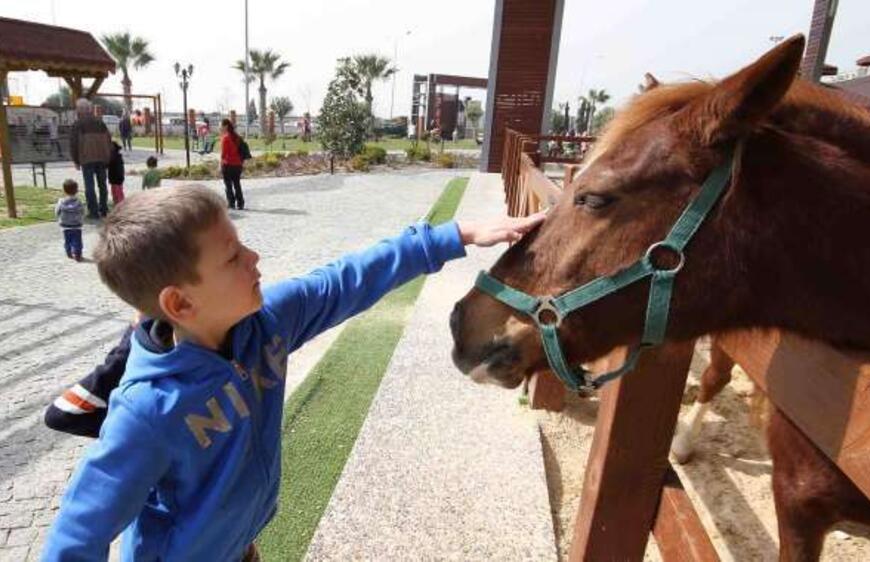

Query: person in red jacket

[220,119,246,209]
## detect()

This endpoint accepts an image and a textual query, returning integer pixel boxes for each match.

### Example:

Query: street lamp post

[174,62,194,170]
[390,30,411,120]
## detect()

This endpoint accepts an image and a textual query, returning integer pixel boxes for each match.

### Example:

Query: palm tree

[101,32,154,113]
[269,96,294,136]
[584,88,610,133]
[348,54,397,134]
[234,49,290,134]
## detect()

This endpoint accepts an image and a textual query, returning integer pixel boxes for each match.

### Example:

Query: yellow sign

[8,96,24,106]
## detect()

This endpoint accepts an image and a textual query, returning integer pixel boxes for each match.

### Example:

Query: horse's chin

[467,362,526,389]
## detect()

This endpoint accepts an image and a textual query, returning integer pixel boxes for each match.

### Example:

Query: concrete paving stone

[5,528,38,547]
[0,546,29,562]
[0,511,33,530]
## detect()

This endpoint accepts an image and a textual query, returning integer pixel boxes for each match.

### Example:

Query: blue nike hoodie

[43,221,465,561]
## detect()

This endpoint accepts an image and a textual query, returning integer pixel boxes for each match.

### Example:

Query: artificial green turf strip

[257,176,468,561]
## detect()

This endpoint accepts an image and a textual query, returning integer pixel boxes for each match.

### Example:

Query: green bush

[349,154,370,172]
[362,145,387,165]
[293,149,309,157]
[263,153,281,168]
[435,153,456,168]
[187,163,213,178]
[405,145,431,162]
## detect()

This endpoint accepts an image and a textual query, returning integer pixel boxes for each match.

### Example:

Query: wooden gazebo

[0,16,115,218]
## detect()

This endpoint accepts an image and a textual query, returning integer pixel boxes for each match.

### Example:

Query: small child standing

[108,142,125,205]
[141,156,161,189]
[55,179,84,261]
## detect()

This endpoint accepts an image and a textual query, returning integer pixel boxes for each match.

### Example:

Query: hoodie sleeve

[42,394,171,562]
[44,326,132,438]
[263,221,465,351]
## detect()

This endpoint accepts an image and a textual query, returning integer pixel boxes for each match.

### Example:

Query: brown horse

[450,34,870,561]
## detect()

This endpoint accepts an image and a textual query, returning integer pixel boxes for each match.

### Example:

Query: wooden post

[0,70,17,219]
[156,94,164,154]
[153,96,159,154]
[569,341,695,561]
[143,107,152,136]
[652,468,720,562]
[528,371,565,411]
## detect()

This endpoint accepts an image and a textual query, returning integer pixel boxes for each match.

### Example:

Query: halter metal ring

[533,298,563,328]
[644,241,685,274]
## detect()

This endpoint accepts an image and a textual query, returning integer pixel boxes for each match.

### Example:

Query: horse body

[450,35,870,560]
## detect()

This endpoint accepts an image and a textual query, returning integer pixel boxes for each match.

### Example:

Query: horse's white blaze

[671,401,711,464]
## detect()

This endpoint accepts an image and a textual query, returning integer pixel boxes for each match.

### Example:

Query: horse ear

[641,73,660,93]
[678,34,805,145]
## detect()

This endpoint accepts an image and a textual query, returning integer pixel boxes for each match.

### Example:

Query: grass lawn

[0,185,63,229]
[130,136,479,153]
[255,177,469,562]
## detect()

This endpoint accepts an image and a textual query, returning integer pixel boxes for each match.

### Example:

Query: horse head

[451,34,870,389]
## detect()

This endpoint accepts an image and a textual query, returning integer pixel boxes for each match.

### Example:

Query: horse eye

[574,193,616,210]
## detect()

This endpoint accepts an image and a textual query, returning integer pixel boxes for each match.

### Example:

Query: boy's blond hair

[95,185,226,319]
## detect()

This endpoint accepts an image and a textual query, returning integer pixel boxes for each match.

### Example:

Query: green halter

[475,147,735,392]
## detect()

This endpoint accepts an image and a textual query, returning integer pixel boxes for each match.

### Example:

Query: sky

[3,0,868,119]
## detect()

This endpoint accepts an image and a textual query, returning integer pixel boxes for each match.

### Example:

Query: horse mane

[592,77,870,162]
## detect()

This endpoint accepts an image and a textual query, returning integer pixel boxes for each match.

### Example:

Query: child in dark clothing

[55,179,84,261]
[45,324,134,437]
[108,141,125,205]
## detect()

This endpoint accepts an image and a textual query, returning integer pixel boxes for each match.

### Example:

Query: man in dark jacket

[70,99,112,219]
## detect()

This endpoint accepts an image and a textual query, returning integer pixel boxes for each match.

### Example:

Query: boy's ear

[676,34,805,145]
[157,286,195,325]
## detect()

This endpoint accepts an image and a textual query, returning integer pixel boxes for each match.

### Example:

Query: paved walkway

[306,173,557,560]
[0,169,462,561]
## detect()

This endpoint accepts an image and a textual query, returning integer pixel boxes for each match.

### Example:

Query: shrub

[349,154,370,172]
[362,145,387,165]
[405,145,431,162]
[294,149,309,157]
[435,153,456,169]
[263,153,281,168]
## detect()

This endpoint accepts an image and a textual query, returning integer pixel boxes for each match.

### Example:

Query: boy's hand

[457,211,546,247]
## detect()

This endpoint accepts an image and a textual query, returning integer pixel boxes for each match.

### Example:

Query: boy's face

[183,213,262,333]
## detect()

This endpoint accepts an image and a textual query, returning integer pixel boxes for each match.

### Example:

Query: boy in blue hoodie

[42,184,543,561]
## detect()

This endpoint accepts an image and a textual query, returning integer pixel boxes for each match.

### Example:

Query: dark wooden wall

[482,0,563,173]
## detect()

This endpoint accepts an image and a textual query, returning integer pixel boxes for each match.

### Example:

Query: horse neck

[708,128,870,348]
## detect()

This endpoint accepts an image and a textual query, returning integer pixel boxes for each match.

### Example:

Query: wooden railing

[500,128,594,217]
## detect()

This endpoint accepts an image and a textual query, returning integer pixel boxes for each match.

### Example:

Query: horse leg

[768,405,870,561]
[671,340,734,464]
[769,406,834,562]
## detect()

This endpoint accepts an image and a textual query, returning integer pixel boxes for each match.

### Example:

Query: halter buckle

[644,241,685,275]
[533,298,563,328]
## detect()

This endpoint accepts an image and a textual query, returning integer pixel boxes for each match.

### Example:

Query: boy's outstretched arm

[263,213,545,352]
[42,396,170,561]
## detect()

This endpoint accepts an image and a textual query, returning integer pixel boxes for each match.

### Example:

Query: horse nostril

[450,302,463,342]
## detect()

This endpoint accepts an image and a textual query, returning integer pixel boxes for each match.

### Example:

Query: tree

[465,100,484,136]
[269,96,294,136]
[318,61,368,161]
[590,106,615,134]
[101,32,154,113]
[234,49,290,134]
[247,99,258,124]
[341,54,396,135]
[580,88,610,133]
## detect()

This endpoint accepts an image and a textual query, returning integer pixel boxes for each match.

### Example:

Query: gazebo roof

[0,17,115,77]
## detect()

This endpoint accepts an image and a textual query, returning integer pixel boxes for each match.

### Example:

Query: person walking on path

[70,99,112,219]
[108,141,126,205]
[55,179,84,261]
[119,110,133,151]
[141,156,162,189]
[220,118,245,210]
